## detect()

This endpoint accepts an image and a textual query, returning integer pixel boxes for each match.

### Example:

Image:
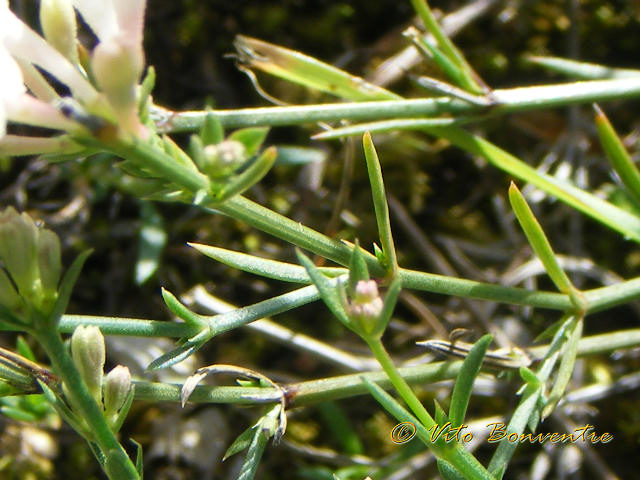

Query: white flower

[1,1,97,104]
[75,0,147,136]
[0,43,24,138]
[73,0,145,46]
[0,1,97,138]
[0,0,148,140]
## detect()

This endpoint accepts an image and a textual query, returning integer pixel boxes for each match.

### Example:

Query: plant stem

[130,328,640,406]
[56,269,640,340]
[34,329,139,480]
[59,314,201,337]
[156,78,640,132]
[365,337,436,429]
[365,337,494,479]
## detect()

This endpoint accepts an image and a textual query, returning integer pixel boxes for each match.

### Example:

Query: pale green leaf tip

[593,103,604,116]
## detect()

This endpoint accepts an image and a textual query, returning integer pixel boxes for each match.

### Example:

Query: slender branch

[154,78,640,132]
[130,328,640,407]
[58,273,640,340]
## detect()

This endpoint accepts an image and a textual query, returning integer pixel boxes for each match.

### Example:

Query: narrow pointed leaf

[188,243,346,283]
[327,116,640,256]
[233,35,401,101]
[189,135,205,170]
[216,146,277,202]
[201,112,225,145]
[16,336,36,362]
[135,202,167,285]
[161,288,208,327]
[48,249,92,327]
[404,26,475,94]
[110,385,136,433]
[437,459,466,480]
[138,66,156,110]
[487,382,543,479]
[373,276,402,337]
[162,135,200,174]
[37,379,88,437]
[131,438,144,478]
[228,127,270,157]
[347,240,370,297]
[542,317,583,419]
[363,132,397,273]
[147,329,210,372]
[361,377,433,446]
[296,250,350,324]
[237,414,270,480]
[449,334,492,428]
[422,125,640,243]
[433,399,449,425]
[0,406,40,423]
[526,56,640,80]
[408,0,484,94]
[519,366,541,387]
[594,104,640,206]
[508,182,574,295]
[223,424,258,461]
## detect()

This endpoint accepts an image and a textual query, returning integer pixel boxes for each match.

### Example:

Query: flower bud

[0,207,40,302]
[103,365,132,418]
[70,325,105,406]
[348,280,384,335]
[0,207,62,316]
[91,35,145,135]
[92,36,144,104]
[39,0,78,64]
[37,228,62,303]
[201,140,247,178]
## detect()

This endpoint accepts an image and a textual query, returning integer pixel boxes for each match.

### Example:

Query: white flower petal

[0,44,25,137]
[72,0,118,41]
[1,5,98,105]
[5,94,77,131]
[113,0,146,44]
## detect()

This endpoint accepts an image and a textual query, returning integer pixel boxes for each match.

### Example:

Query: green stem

[56,272,640,340]
[365,337,493,479]
[110,137,210,193]
[34,329,139,480]
[366,337,435,429]
[156,78,640,132]
[131,327,640,407]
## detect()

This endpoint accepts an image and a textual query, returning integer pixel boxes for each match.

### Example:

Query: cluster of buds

[0,207,61,321]
[70,325,133,432]
[199,140,248,178]
[0,0,148,145]
[298,246,400,341]
[347,279,384,335]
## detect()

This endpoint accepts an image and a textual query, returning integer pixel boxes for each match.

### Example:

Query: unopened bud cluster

[201,140,247,178]
[70,326,132,432]
[0,207,61,319]
[347,280,384,336]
